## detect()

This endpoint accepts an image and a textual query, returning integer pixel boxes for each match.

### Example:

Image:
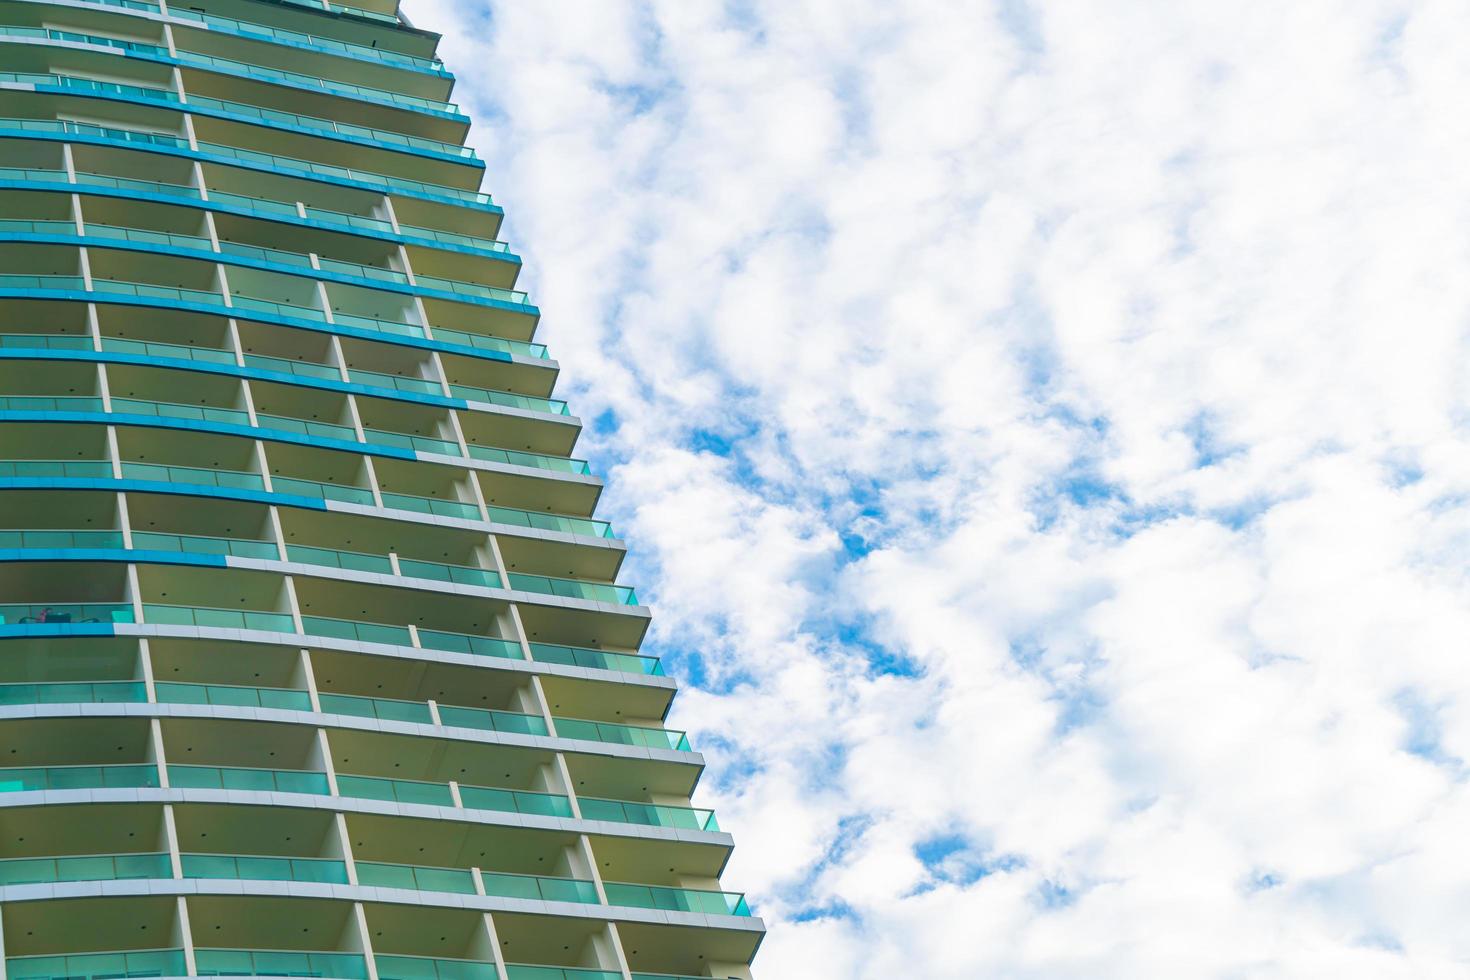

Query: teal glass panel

[130,532,279,560]
[317,693,432,724]
[354,862,476,894]
[484,506,612,539]
[506,574,637,606]
[376,956,497,980]
[0,603,134,625]
[7,948,186,980]
[430,327,548,360]
[100,337,235,364]
[464,446,590,475]
[0,681,147,706]
[0,852,170,885]
[270,477,374,505]
[121,462,265,490]
[182,854,349,884]
[243,354,344,381]
[168,765,329,795]
[527,643,664,676]
[0,764,157,792]
[506,968,620,980]
[0,460,113,478]
[552,718,691,752]
[437,706,548,737]
[479,872,598,904]
[576,798,719,832]
[447,385,568,415]
[155,682,311,712]
[285,545,394,574]
[416,631,522,660]
[602,883,751,917]
[142,605,295,632]
[457,785,573,819]
[195,949,368,980]
[335,775,453,807]
[0,529,124,549]
[396,559,501,588]
[301,616,413,647]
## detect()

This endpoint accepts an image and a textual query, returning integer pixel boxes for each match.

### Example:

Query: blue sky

[407,1,1470,975]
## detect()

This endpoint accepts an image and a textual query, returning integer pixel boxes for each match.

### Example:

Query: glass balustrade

[416,630,522,660]
[0,395,102,413]
[316,692,432,724]
[376,955,498,980]
[185,95,470,159]
[320,257,410,284]
[350,369,443,396]
[398,225,511,254]
[437,705,548,737]
[480,871,599,905]
[181,853,349,884]
[448,385,569,415]
[363,428,461,456]
[0,852,171,886]
[110,397,250,426]
[602,882,751,917]
[121,462,266,491]
[466,446,592,476]
[300,615,412,646]
[0,118,185,149]
[0,332,92,350]
[552,718,692,753]
[168,764,330,795]
[173,51,460,116]
[0,529,123,549]
[485,506,613,539]
[396,558,500,588]
[355,861,476,894]
[100,336,237,365]
[331,312,426,339]
[269,476,374,505]
[0,218,76,235]
[7,949,187,980]
[506,968,619,980]
[169,8,447,73]
[432,327,549,360]
[155,682,311,711]
[243,353,343,381]
[0,764,158,792]
[130,531,278,559]
[380,492,479,520]
[0,274,84,291]
[0,603,134,625]
[527,643,665,676]
[257,413,359,441]
[0,26,164,55]
[195,949,368,980]
[76,170,198,197]
[457,784,573,819]
[284,544,394,574]
[0,460,113,478]
[335,774,453,807]
[143,604,295,632]
[0,680,147,706]
[86,222,212,251]
[577,798,719,833]
[222,241,315,269]
[506,573,638,606]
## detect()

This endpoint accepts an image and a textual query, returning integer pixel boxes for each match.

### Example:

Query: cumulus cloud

[405,0,1470,974]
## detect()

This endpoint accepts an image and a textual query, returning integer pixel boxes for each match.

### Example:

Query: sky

[402,1,1470,976]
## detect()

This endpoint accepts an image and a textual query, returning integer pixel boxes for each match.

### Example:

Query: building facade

[0,1,761,978]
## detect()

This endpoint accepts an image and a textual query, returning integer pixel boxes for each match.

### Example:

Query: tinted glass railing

[243,352,343,381]
[0,459,113,478]
[432,326,549,360]
[320,257,410,284]
[0,852,170,885]
[0,218,76,234]
[285,544,393,574]
[7,949,186,980]
[0,603,134,625]
[363,428,461,456]
[506,968,618,980]
[182,853,349,884]
[155,681,311,711]
[186,95,470,159]
[528,643,665,676]
[301,615,412,647]
[86,222,211,252]
[416,630,522,660]
[398,225,510,254]
[0,763,158,791]
[230,293,325,321]
[331,311,426,339]
[168,764,330,795]
[221,240,315,268]
[437,705,548,737]
[169,8,446,72]
[415,275,529,306]
[577,798,719,833]
[269,476,374,505]
[0,274,84,291]
[0,395,103,413]
[111,397,250,426]
[449,384,569,415]
[120,461,266,491]
[507,573,638,606]
[485,505,613,539]
[355,861,477,894]
[603,882,751,917]
[457,784,573,819]
[350,369,443,396]
[380,492,479,520]
[12,72,177,103]
[480,871,599,905]
[174,51,459,115]
[553,718,691,753]
[0,332,92,350]
[328,1,398,25]
[0,529,123,549]
[257,413,358,441]
[336,774,454,807]
[208,189,299,218]
[130,530,278,559]
[195,949,368,980]
[303,206,395,234]
[92,278,224,306]
[466,445,592,476]
[197,141,490,207]
[317,692,432,724]
[396,558,500,588]
[76,171,198,199]
[376,955,498,980]
[100,336,237,365]
[0,26,164,55]
[0,117,185,149]
[144,604,294,632]
[0,680,147,706]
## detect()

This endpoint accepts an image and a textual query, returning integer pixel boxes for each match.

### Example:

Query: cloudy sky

[404,1,1470,975]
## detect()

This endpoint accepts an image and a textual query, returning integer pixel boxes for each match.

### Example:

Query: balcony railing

[528,642,665,676]
[397,558,501,588]
[507,573,638,606]
[270,476,375,505]
[121,462,267,491]
[0,763,158,792]
[101,336,237,366]
[0,529,123,549]
[437,704,548,737]
[355,861,477,894]
[416,630,522,660]
[0,603,134,625]
[195,949,368,980]
[336,774,454,807]
[130,531,279,560]
[465,445,591,475]
[603,882,752,917]
[457,784,573,819]
[301,615,413,647]
[0,460,113,478]
[111,397,250,426]
[553,718,692,753]
[168,764,330,795]
[480,871,599,905]
[449,384,569,415]
[0,680,147,706]
[174,50,461,116]
[381,491,479,520]
[168,7,449,74]
[181,853,349,884]
[577,798,719,833]
[376,955,498,980]
[0,852,170,885]
[143,603,295,632]
[317,692,432,724]
[505,968,619,980]
[155,681,312,712]
[285,544,394,575]
[7,949,187,980]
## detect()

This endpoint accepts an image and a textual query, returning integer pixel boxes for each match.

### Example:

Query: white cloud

[406,0,1470,974]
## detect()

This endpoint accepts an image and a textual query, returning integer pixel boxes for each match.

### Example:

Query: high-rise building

[0,2,761,978]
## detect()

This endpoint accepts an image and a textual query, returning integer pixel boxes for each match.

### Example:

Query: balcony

[194,949,369,980]
[168,764,330,795]
[376,956,497,980]
[480,871,599,905]
[577,798,719,833]
[0,852,171,886]
[0,680,147,705]
[0,602,135,626]
[528,643,665,677]
[181,853,350,884]
[603,883,752,917]
[0,763,158,791]
[553,718,691,753]
[6,949,188,980]
[156,681,311,711]
[356,861,476,894]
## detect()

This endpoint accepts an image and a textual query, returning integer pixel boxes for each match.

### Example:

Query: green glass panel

[552,718,690,752]
[355,862,475,894]
[506,968,620,980]
[437,706,548,737]
[376,957,497,980]
[195,949,368,980]
[602,883,751,917]
[417,631,521,659]
[318,693,432,724]
[336,775,453,807]
[7,948,186,980]
[458,785,573,819]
